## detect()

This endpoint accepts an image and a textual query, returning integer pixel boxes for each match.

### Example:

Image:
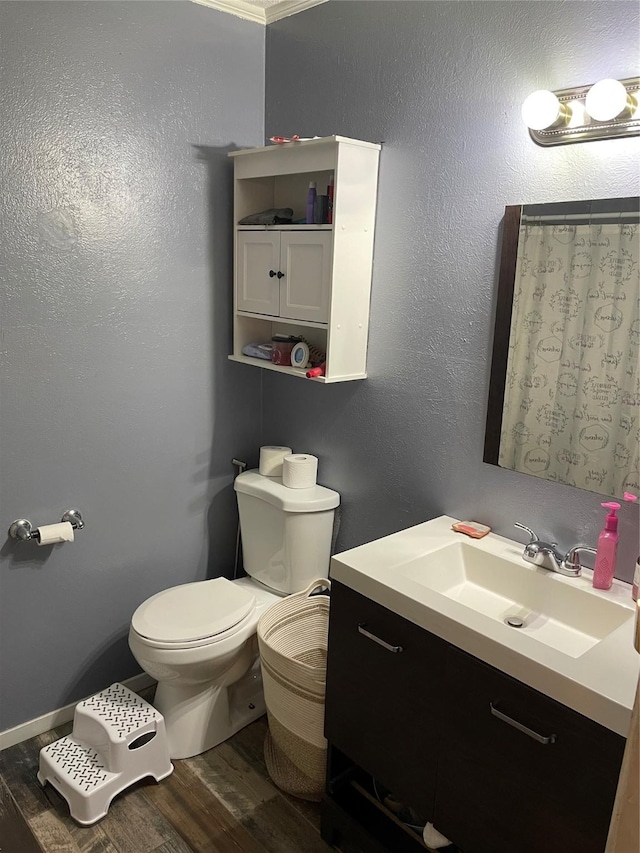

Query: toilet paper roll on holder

[8,509,84,543]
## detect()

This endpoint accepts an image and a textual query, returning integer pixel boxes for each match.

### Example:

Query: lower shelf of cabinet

[322,783,429,853]
[228,354,367,382]
[228,354,324,380]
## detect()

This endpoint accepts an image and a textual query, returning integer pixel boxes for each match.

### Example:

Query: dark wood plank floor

[0,691,360,853]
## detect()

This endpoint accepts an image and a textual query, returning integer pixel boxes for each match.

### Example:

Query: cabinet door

[236,231,280,316]
[279,231,331,323]
[325,582,448,819]
[433,647,625,853]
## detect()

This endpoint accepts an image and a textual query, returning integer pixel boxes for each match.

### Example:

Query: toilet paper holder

[8,509,84,543]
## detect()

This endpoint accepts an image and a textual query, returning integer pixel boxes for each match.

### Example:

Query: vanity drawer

[433,647,626,853]
[325,582,448,817]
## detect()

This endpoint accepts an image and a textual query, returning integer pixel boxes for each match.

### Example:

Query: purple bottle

[306,181,317,224]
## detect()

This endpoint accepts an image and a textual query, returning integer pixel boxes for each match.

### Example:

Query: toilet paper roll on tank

[258,446,319,488]
[282,454,318,489]
[259,446,292,477]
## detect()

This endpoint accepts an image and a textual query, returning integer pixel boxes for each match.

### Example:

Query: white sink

[330,515,639,735]
[397,541,631,658]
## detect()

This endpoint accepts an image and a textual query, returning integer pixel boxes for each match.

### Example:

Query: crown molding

[266,0,328,24]
[191,0,328,26]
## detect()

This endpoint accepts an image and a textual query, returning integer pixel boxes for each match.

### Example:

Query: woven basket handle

[292,577,331,600]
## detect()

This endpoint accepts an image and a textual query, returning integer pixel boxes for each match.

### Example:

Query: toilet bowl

[128,576,281,759]
[128,469,340,759]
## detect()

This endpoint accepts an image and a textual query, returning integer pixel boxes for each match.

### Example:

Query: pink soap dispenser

[592,502,621,590]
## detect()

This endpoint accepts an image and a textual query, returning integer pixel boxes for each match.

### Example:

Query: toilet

[128,470,340,759]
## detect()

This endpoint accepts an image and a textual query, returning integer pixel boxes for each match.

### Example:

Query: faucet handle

[563,545,597,576]
[514,522,538,544]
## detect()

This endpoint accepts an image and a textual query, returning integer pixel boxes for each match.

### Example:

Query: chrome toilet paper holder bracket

[8,509,85,543]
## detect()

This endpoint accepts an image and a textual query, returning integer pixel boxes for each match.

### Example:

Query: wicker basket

[257,578,330,801]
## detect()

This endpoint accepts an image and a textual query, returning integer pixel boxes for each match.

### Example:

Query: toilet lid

[131,578,256,644]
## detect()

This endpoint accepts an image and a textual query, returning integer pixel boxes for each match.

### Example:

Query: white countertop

[330,515,640,736]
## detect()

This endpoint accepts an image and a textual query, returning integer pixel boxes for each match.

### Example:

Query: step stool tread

[76,683,160,739]
[39,736,118,793]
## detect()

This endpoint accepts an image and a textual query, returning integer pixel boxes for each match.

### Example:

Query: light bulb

[521,90,569,131]
[585,78,632,121]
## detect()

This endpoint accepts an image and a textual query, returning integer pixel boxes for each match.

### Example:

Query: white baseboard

[0,673,156,753]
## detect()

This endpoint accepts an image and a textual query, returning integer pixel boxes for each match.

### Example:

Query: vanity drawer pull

[490,702,557,745]
[357,624,403,653]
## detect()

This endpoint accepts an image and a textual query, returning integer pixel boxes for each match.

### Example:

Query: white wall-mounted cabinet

[228,136,380,383]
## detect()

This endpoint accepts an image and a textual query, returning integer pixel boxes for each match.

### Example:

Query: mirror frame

[484,204,521,465]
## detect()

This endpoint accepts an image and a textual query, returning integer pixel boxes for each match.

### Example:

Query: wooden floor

[0,695,360,853]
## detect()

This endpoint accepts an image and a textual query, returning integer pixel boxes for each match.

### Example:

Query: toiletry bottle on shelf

[327,175,334,224]
[306,181,317,224]
[592,502,621,590]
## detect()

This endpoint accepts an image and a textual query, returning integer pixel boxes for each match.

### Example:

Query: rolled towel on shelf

[238,208,293,226]
[242,342,273,361]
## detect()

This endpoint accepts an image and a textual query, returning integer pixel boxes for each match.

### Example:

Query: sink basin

[396,541,631,658]
[329,515,639,735]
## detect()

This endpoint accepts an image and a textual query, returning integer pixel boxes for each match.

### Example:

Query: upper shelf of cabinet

[230,136,380,229]
[237,224,333,231]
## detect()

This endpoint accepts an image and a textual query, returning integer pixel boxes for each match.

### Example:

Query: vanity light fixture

[522,76,639,146]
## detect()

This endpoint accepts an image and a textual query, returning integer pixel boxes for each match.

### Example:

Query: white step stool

[38,683,173,825]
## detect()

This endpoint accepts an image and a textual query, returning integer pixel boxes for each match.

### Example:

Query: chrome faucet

[514,523,596,578]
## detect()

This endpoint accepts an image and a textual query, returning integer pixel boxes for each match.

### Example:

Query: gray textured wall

[264,2,640,578]
[0,1,264,730]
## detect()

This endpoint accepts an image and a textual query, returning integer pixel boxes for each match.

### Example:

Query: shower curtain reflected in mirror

[498,215,639,498]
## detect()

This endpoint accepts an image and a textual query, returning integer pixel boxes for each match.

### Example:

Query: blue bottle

[306,182,317,224]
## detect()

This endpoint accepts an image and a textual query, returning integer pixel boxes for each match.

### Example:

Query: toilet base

[154,658,266,759]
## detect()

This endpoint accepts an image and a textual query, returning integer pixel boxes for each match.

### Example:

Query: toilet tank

[234,470,340,594]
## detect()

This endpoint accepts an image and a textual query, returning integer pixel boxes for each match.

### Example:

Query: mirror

[485,197,639,499]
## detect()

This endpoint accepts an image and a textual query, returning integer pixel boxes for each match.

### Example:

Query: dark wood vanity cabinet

[324,580,448,818]
[323,582,626,853]
[433,647,626,853]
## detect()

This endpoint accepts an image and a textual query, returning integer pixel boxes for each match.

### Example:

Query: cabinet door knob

[490,702,557,744]
[277,271,285,279]
[357,624,403,653]
[269,269,277,278]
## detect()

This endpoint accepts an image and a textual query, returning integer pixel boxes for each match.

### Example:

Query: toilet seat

[131,578,256,649]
